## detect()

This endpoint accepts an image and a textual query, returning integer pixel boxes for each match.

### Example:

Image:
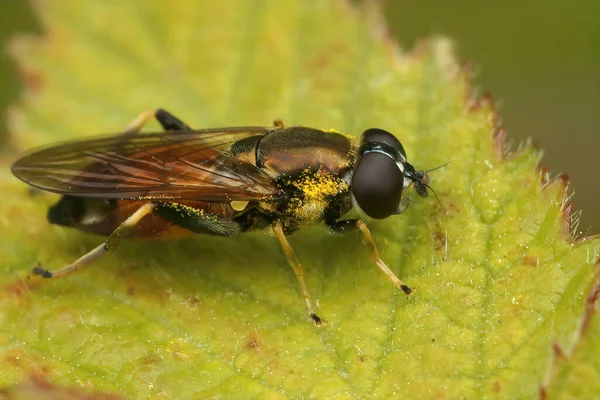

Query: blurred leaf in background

[0,1,38,143]
[388,0,600,233]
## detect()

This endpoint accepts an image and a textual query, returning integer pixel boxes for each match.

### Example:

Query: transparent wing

[12,127,281,201]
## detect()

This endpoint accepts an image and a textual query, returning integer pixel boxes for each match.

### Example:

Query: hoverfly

[11,109,433,324]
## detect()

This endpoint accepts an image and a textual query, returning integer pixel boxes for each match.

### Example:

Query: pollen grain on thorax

[293,168,346,202]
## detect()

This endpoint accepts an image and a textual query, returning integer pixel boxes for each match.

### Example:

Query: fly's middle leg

[272,220,325,325]
[32,202,156,279]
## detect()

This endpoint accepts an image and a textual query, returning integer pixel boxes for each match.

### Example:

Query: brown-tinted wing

[12,127,280,201]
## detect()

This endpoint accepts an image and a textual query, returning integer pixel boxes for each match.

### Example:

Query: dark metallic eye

[352,152,404,219]
[361,128,407,159]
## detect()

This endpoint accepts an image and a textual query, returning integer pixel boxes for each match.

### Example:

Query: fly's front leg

[123,108,192,134]
[326,218,413,295]
[32,203,155,279]
[272,221,324,325]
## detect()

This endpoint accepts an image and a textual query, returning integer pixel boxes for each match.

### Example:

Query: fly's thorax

[251,127,354,178]
[229,134,262,165]
[259,167,351,228]
[291,168,349,222]
[229,126,357,230]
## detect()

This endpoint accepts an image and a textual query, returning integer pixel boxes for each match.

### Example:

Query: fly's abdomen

[47,196,238,239]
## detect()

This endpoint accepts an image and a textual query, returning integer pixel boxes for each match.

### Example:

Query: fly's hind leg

[32,203,156,279]
[272,221,324,325]
[124,108,192,134]
[326,219,413,295]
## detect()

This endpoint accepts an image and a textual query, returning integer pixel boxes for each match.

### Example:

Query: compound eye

[361,128,407,158]
[352,152,404,219]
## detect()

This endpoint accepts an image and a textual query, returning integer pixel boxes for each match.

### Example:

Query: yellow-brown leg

[272,221,324,325]
[124,109,159,134]
[32,203,156,279]
[356,220,413,295]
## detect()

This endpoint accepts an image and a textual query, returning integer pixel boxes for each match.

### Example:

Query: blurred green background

[1,1,599,232]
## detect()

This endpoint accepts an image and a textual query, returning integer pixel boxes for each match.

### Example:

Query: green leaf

[2,0,599,398]
[541,273,600,400]
[0,379,127,400]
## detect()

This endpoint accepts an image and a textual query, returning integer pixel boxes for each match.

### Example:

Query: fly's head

[350,128,433,219]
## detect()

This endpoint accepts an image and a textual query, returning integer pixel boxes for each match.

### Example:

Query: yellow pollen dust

[293,168,345,202]
[174,203,204,216]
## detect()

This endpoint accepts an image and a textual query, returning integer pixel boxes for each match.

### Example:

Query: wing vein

[12,128,278,201]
